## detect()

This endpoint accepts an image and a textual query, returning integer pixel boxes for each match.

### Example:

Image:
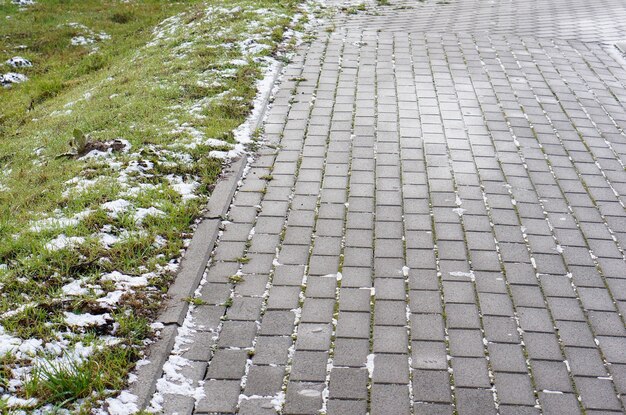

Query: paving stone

[239,398,280,415]
[339,288,372,312]
[565,346,609,377]
[498,405,540,415]
[301,298,335,323]
[217,321,257,348]
[192,305,225,332]
[305,276,337,298]
[530,360,572,392]
[244,365,285,396]
[478,292,515,316]
[333,337,369,366]
[523,332,563,361]
[196,380,240,413]
[413,369,452,403]
[336,311,371,338]
[488,343,528,373]
[326,399,367,415]
[259,310,296,336]
[371,384,410,415]
[375,300,407,326]
[253,335,292,365]
[451,357,491,388]
[284,381,324,415]
[372,354,410,384]
[538,392,582,415]
[329,367,368,399]
[445,304,481,328]
[205,349,248,380]
[412,341,448,370]
[411,313,445,341]
[373,325,409,353]
[597,336,626,364]
[576,376,622,411]
[483,315,520,343]
[226,296,263,321]
[157,7,626,415]
[267,286,301,310]
[448,329,485,357]
[455,388,497,415]
[494,373,536,405]
[517,307,553,333]
[290,351,329,382]
[295,323,333,351]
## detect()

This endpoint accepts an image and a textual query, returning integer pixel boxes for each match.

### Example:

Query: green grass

[0,0,305,411]
[23,347,134,408]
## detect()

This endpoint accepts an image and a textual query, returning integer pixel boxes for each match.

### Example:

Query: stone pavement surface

[158,0,626,414]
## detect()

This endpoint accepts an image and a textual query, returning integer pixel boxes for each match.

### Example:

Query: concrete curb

[128,62,283,411]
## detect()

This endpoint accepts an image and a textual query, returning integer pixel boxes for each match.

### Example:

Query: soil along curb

[128,61,283,410]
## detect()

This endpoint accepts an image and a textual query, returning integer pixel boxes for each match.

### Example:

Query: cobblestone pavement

[157,0,626,414]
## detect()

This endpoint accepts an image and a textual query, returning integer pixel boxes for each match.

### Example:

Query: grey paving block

[253,335,292,365]
[373,325,409,353]
[329,367,368,399]
[576,376,622,411]
[530,360,573,392]
[205,349,248,380]
[327,399,368,415]
[333,337,369,367]
[538,392,582,415]
[244,365,285,396]
[495,372,536,406]
[488,343,528,373]
[412,341,448,370]
[196,380,240,413]
[455,388,497,415]
[217,321,257,348]
[451,357,491,388]
[372,354,410,384]
[295,323,333,351]
[284,381,325,415]
[336,311,371,338]
[371,384,410,415]
[413,369,452,403]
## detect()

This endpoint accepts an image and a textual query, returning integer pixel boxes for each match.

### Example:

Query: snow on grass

[0,72,28,87]
[0,0,321,411]
[63,312,111,328]
[6,56,32,68]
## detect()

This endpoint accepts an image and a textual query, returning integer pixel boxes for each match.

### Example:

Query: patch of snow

[1,72,28,87]
[97,290,125,307]
[44,234,85,251]
[6,56,32,68]
[104,391,139,415]
[366,353,375,377]
[64,312,110,327]
[71,36,95,46]
[61,280,89,296]
[30,210,92,232]
[134,207,165,224]
[101,271,149,289]
[3,396,37,408]
[102,199,132,217]
[449,270,475,281]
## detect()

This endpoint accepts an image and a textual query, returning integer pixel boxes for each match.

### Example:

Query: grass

[23,347,134,408]
[0,0,305,411]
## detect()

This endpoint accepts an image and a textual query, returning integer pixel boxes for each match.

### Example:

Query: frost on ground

[0,0,323,413]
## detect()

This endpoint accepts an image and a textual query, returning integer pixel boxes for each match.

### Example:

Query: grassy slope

[0,0,301,411]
